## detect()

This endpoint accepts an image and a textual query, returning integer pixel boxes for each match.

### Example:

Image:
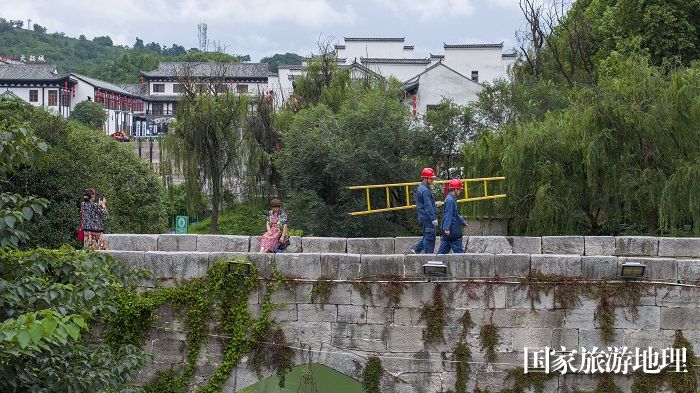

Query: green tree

[276,80,421,237]
[260,52,302,73]
[464,53,700,235]
[166,62,249,234]
[69,101,107,129]
[0,98,49,249]
[5,101,166,248]
[0,248,151,392]
[92,35,113,46]
[418,99,477,177]
[32,24,46,34]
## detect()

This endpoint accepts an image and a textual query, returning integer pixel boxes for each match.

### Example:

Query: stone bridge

[105,234,700,392]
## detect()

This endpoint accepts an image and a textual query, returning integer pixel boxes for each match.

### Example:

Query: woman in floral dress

[259,198,287,253]
[80,188,109,250]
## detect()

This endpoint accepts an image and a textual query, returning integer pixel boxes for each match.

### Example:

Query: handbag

[77,207,84,241]
[277,236,291,250]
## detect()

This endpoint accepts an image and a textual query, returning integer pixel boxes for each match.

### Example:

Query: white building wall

[362,63,428,82]
[405,65,482,115]
[3,86,62,114]
[442,47,505,84]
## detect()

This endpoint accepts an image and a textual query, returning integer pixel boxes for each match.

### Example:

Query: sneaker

[409,249,417,254]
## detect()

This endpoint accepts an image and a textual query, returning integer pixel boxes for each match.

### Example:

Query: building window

[29,90,38,102]
[236,84,248,94]
[471,71,479,83]
[151,103,164,115]
[215,83,228,93]
[48,90,58,106]
[153,83,165,93]
[426,104,439,112]
[173,84,185,93]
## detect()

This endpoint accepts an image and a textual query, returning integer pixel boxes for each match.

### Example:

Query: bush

[190,202,267,235]
[69,101,107,130]
[6,106,166,248]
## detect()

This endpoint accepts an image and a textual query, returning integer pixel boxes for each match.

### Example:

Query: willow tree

[165,62,248,234]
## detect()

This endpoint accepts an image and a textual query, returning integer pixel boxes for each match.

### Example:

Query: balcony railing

[146,109,176,116]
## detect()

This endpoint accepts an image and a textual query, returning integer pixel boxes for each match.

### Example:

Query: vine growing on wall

[107,258,294,393]
[362,356,382,393]
[419,284,447,344]
[310,276,333,306]
[479,314,500,363]
[381,273,407,308]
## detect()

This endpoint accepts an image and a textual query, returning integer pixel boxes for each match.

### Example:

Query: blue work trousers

[413,221,436,254]
[438,236,464,254]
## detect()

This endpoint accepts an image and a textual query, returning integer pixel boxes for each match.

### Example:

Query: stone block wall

[105,246,700,392]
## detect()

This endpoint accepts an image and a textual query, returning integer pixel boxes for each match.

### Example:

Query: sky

[0,0,525,61]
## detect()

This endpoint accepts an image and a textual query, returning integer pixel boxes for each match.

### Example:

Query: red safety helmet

[448,178,464,189]
[421,167,436,179]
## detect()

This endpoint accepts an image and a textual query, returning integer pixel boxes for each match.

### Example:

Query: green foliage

[666,330,698,393]
[418,284,447,344]
[189,202,266,235]
[166,88,249,234]
[4,103,166,247]
[417,99,477,174]
[69,101,108,129]
[119,259,292,393]
[453,342,472,393]
[351,279,373,304]
[479,322,499,363]
[310,276,333,306]
[260,52,302,73]
[276,77,423,237]
[0,98,49,248]
[362,356,382,393]
[380,274,407,308]
[465,55,700,235]
[0,248,151,391]
[500,368,555,393]
[593,374,623,393]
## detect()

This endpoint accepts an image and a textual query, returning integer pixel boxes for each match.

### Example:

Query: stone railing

[105,233,700,257]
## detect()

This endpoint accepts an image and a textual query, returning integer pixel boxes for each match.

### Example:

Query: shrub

[6,108,166,248]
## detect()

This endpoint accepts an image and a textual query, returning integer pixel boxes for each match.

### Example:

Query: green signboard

[175,215,188,234]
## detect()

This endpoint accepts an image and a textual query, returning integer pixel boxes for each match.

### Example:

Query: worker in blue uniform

[438,178,468,254]
[412,167,438,254]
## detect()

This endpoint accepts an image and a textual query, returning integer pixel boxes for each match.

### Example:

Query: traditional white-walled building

[403,62,482,115]
[0,64,74,117]
[277,36,517,115]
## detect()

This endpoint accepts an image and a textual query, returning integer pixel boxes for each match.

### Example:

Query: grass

[190,202,268,235]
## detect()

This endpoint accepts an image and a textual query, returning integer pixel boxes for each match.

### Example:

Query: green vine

[500,367,555,393]
[380,273,406,308]
[453,342,472,393]
[352,278,373,304]
[310,276,333,306]
[418,284,447,344]
[362,356,382,393]
[592,281,644,344]
[479,321,500,363]
[459,310,474,342]
[108,258,293,393]
[630,330,699,393]
[593,374,623,393]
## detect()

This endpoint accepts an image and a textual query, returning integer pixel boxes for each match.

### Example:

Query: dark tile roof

[444,43,504,49]
[116,83,148,96]
[335,45,346,49]
[141,62,269,79]
[0,64,63,81]
[430,53,445,58]
[502,53,517,58]
[360,57,430,65]
[345,37,405,42]
[70,73,138,96]
[403,46,414,50]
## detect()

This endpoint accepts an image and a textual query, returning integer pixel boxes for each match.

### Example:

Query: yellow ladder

[347,177,506,216]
